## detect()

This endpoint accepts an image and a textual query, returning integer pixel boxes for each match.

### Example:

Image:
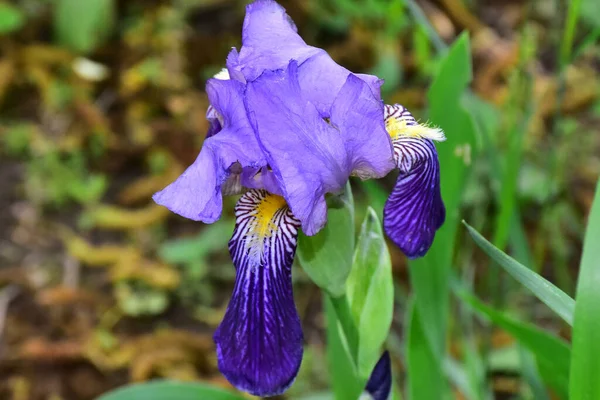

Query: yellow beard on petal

[386,117,446,142]
[245,192,288,262]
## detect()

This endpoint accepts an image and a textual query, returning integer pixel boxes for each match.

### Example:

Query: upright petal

[153,78,266,222]
[360,351,392,400]
[330,74,395,180]
[245,62,349,236]
[228,0,322,82]
[227,0,383,117]
[298,53,383,116]
[383,104,445,258]
[214,190,303,396]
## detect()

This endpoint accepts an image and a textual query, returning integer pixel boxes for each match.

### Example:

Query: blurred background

[0,0,598,399]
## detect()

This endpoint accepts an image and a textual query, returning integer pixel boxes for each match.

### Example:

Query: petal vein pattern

[383,104,445,258]
[214,189,303,397]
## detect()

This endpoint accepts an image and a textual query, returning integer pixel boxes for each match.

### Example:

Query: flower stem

[329,293,359,365]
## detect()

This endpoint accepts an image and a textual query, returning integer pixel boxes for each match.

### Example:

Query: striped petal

[214,189,303,396]
[359,351,392,400]
[383,104,445,258]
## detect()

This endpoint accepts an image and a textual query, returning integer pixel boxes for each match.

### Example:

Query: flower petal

[205,105,222,138]
[330,74,395,180]
[227,1,383,116]
[228,0,321,82]
[298,53,383,116]
[245,62,349,236]
[383,136,445,258]
[153,78,266,222]
[361,351,392,400]
[214,189,303,396]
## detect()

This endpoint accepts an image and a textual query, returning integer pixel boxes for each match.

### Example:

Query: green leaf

[298,183,354,296]
[570,177,600,400]
[97,381,245,400]
[560,0,583,68]
[54,0,114,54]
[0,3,25,35]
[346,207,393,379]
[406,299,445,400]
[407,33,477,398]
[519,346,551,400]
[459,291,570,399]
[463,221,575,325]
[325,296,363,400]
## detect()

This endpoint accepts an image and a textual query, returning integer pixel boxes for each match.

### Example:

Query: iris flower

[154,1,393,395]
[153,0,444,396]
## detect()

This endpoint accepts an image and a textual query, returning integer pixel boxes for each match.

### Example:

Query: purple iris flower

[153,0,394,395]
[153,0,446,396]
[382,104,446,258]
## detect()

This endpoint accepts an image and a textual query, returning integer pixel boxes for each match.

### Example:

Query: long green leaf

[407,32,477,397]
[570,177,600,400]
[325,297,363,400]
[406,299,445,400]
[411,31,478,350]
[346,207,393,379]
[298,183,354,297]
[560,0,583,68]
[463,221,575,325]
[97,381,245,400]
[459,291,570,399]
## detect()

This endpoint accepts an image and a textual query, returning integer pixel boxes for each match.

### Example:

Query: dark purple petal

[363,351,392,400]
[330,74,394,180]
[383,137,445,258]
[153,78,266,222]
[215,190,303,396]
[245,62,349,236]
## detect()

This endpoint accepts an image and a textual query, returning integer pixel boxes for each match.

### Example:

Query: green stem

[329,293,360,364]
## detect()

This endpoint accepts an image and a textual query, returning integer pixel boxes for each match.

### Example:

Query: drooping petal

[383,104,445,258]
[153,78,266,222]
[245,62,349,236]
[330,74,395,180]
[214,189,303,397]
[360,351,392,400]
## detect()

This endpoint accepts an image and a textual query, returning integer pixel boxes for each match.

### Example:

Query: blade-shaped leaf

[97,381,245,400]
[463,221,575,325]
[459,291,570,399]
[325,297,364,400]
[298,182,355,297]
[406,299,445,400]
[570,177,600,400]
[407,33,477,399]
[346,208,394,378]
